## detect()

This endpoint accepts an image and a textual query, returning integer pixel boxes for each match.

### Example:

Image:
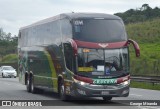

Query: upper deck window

[73,19,127,43]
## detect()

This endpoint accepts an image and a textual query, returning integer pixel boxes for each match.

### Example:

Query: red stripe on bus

[74,75,93,84]
[74,40,128,49]
[117,75,130,84]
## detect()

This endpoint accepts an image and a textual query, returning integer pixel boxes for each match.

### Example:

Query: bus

[18,13,140,101]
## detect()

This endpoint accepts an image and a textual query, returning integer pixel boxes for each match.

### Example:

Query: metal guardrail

[131,76,160,85]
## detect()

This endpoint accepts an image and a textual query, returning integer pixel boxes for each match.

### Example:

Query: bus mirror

[69,39,78,56]
[128,39,140,57]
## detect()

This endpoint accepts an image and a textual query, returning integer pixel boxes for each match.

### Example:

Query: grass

[126,18,160,43]
[126,19,160,76]
[129,43,160,76]
[1,54,18,63]
[128,25,160,87]
[130,43,160,61]
[130,81,160,90]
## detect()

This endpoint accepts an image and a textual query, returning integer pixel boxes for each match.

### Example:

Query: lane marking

[130,94,142,97]
[138,106,160,109]
[3,83,11,86]
[0,81,23,87]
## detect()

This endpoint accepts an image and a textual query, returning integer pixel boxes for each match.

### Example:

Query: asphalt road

[0,78,160,109]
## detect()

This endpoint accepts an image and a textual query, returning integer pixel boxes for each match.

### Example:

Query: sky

[0,0,160,36]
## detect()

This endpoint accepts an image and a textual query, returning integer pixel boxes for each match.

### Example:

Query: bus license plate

[101,91,109,95]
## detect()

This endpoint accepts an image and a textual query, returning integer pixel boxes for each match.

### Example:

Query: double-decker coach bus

[18,13,140,101]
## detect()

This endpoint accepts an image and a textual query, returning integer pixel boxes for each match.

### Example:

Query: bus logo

[74,20,83,25]
[98,43,108,48]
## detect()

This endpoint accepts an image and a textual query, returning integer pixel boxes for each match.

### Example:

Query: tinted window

[19,18,72,47]
[3,66,14,70]
[73,19,127,43]
[77,48,129,77]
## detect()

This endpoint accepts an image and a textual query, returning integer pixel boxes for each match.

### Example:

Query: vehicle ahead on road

[0,66,17,78]
[18,13,140,101]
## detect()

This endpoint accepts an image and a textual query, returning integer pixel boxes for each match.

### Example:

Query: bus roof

[20,13,121,30]
[61,13,121,20]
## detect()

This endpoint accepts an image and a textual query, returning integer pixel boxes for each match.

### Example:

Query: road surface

[0,78,160,109]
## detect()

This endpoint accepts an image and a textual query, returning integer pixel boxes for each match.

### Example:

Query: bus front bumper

[71,82,130,97]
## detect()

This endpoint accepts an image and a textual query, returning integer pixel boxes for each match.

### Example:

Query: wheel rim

[60,84,64,98]
[27,78,30,90]
[31,80,34,92]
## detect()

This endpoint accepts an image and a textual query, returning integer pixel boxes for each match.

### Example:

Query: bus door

[63,43,76,77]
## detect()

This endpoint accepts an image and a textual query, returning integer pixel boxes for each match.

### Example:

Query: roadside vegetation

[115,4,160,24]
[0,28,17,63]
[116,4,160,90]
[115,4,160,76]
[1,54,18,63]
[131,81,160,90]
[126,18,160,76]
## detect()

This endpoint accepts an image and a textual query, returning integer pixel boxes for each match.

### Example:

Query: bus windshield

[77,48,129,77]
[73,19,127,43]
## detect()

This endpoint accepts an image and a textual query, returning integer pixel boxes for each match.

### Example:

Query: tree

[142,4,150,11]
[114,4,160,24]
[0,28,6,40]
[0,28,18,61]
[5,33,12,41]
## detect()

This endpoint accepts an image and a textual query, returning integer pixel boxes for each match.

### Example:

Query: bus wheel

[102,97,112,101]
[26,75,31,92]
[30,76,40,94]
[59,81,67,101]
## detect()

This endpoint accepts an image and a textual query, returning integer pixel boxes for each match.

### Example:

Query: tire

[102,97,112,101]
[2,73,4,78]
[26,74,42,94]
[26,75,31,92]
[30,76,40,94]
[58,80,68,101]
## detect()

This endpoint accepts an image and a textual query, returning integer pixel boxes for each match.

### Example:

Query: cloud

[0,0,160,35]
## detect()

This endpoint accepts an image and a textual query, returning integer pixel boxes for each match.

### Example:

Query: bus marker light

[83,49,90,53]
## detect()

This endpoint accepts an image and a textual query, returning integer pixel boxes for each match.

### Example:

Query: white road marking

[137,106,160,109]
[3,82,24,87]
[130,94,142,97]
[4,83,11,85]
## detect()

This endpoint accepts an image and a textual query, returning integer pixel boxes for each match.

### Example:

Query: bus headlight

[73,78,90,86]
[120,80,130,86]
